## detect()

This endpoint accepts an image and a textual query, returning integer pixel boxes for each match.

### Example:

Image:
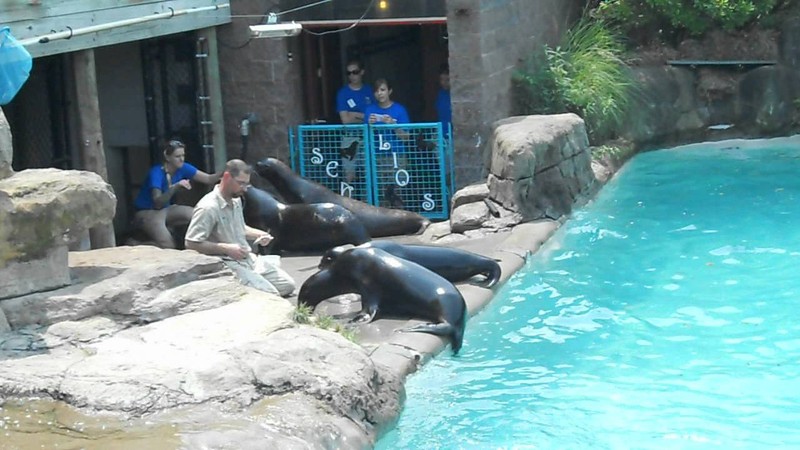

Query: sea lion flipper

[476,261,502,288]
[401,322,462,354]
[351,303,378,323]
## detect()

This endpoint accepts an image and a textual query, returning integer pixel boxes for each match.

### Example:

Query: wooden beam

[197,27,227,171]
[4,0,230,58]
[666,60,777,67]
[73,49,116,248]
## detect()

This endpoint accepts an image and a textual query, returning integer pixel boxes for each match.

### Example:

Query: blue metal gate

[290,122,453,220]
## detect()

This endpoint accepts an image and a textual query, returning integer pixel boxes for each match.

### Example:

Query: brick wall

[447,0,583,187]
[216,1,304,164]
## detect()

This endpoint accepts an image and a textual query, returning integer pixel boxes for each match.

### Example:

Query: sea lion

[254,158,429,237]
[320,240,502,287]
[299,246,467,354]
[243,186,370,253]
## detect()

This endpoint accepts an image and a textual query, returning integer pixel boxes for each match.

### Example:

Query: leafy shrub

[595,0,783,36]
[513,17,635,143]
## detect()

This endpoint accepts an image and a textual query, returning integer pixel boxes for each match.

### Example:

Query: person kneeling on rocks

[184,159,295,297]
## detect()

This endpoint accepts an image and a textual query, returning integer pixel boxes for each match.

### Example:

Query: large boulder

[737,65,800,133]
[487,114,596,220]
[622,66,701,144]
[0,168,116,299]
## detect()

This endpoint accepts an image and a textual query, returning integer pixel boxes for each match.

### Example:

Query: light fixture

[379,0,389,10]
[249,22,302,38]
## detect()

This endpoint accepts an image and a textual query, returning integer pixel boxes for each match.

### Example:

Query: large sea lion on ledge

[243,186,370,253]
[320,240,502,288]
[299,247,467,354]
[254,158,429,237]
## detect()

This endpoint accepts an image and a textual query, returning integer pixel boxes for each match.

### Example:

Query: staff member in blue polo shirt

[336,59,374,182]
[132,139,221,248]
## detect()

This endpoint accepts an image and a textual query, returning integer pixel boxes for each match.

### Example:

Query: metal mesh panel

[369,123,449,219]
[291,123,453,219]
[6,55,71,170]
[296,124,372,203]
[141,35,202,169]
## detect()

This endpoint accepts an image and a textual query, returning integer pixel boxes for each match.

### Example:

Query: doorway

[299,23,448,125]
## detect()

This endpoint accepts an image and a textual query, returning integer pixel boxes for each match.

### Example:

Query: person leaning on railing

[336,59,374,183]
[364,78,410,151]
[364,78,411,208]
[132,139,222,249]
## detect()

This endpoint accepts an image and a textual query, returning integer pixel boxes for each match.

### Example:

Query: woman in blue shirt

[132,139,221,248]
[364,78,411,208]
[364,78,410,154]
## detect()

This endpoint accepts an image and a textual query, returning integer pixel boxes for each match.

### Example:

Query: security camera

[249,23,302,38]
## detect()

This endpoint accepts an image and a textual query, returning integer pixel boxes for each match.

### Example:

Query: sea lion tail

[477,261,502,288]
[401,322,463,355]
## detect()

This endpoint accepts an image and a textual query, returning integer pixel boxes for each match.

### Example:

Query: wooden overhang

[1,0,231,58]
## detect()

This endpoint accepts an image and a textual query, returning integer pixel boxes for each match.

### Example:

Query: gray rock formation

[0,168,116,299]
[623,57,800,147]
[426,114,598,244]
[487,114,597,220]
[0,246,401,449]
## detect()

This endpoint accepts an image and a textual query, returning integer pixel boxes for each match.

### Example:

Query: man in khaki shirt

[185,159,295,297]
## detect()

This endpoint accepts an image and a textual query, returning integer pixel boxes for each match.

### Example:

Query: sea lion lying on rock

[243,186,370,253]
[320,240,501,287]
[254,158,429,237]
[298,246,467,354]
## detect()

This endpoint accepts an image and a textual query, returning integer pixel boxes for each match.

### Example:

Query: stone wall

[446,0,584,187]
[623,22,800,148]
[217,1,305,164]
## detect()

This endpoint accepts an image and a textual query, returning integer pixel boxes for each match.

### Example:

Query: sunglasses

[346,69,362,75]
[168,140,184,148]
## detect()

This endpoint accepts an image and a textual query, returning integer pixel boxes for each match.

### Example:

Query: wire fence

[290,122,453,219]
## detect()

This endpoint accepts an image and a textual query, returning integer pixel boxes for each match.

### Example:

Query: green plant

[333,323,359,342]
[593,144,624,160]
[512,47,565,116]
[595,0,784,36]
[315,314,335,330]
[293,304,313,324]
[293,305,359,342]
[515,17,636,143]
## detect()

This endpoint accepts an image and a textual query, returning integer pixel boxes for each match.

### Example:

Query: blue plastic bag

[0,27,33,105]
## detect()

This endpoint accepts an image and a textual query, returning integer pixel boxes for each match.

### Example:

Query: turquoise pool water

[376,139,800,450]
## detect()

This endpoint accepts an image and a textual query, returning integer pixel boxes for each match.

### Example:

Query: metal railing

[289,122,453,219]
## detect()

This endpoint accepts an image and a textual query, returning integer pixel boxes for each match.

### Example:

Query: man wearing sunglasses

[335,59,374,183]
[185,159,295,297]
[336,59,373,125]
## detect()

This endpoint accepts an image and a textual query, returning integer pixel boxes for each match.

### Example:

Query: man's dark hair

[346,59,364,71]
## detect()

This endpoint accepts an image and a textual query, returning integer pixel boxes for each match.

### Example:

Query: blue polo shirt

[134,162,198,210]
[364,102,410,153]
[436,88,452,138]
[336,85,373,116]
